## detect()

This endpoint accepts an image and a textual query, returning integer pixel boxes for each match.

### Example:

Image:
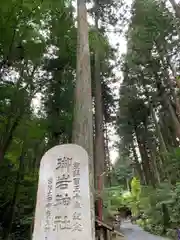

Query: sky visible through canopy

[96,0,132,163]
[107,0,180,163]
[32,0,180,163]
[32,1,129,163]
[68,0,133,163]
[65,0,133,163]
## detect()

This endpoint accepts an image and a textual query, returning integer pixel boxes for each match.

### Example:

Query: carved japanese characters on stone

[33,144,95,240]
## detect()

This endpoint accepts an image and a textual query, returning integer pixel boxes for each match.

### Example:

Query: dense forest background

[1,0,180,239]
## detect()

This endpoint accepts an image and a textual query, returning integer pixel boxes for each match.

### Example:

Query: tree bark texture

[73,0,95,239]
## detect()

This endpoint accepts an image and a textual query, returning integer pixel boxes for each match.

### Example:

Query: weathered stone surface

[33,144,94,240]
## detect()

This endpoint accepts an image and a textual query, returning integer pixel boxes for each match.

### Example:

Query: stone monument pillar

[33,144,95,240]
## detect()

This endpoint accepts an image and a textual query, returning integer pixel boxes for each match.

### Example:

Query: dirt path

[120,221,169,240]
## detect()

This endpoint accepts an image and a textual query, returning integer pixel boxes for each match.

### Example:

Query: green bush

[101,177,180,239]
[133,181,180,239]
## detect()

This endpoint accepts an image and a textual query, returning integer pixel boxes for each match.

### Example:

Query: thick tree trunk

[150,107,170,182]
[143,123,156,187]
[73,0,94,171]
[134,119,156,187]
[73,0,95,239]
[148,142,161,184]
[134,128,151,185]
[159,113,178,148]
[164,95,180,139]
[159,51,180,119]
[155,77,180,139]
[131,140,144,184]
[151,105,169,154]
[94,8,105,187]
[153,41,180,120]
[104,122,111,186]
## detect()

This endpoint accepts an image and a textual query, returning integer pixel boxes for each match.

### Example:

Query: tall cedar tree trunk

[134,124,156,187]
[143,121,156,187]
[134,127,150,185]
[163,67,180,119]
[162,93,180,139]
[104,122,111,186]
[148,141,161,184]
[151,107,167,149]
[154,70,180,139]
[150,106,170,181]
[73,0,95,239]
[131,140,144,184]
[94,3,105,187]
[150,105,170,158]
[143,85,166,182]
[160,113,179,147]
[144,87,169,181]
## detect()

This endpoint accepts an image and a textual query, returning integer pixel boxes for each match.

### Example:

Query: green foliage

[101,185,128,222]
[130,182,180,238]
[116,0,180,237]
[129,177,141,215]
[0,0,118,237]
[101,179,141,222]
[131,177,141,199]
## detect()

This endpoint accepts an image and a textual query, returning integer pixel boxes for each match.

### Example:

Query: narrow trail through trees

[120,222,169,240]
